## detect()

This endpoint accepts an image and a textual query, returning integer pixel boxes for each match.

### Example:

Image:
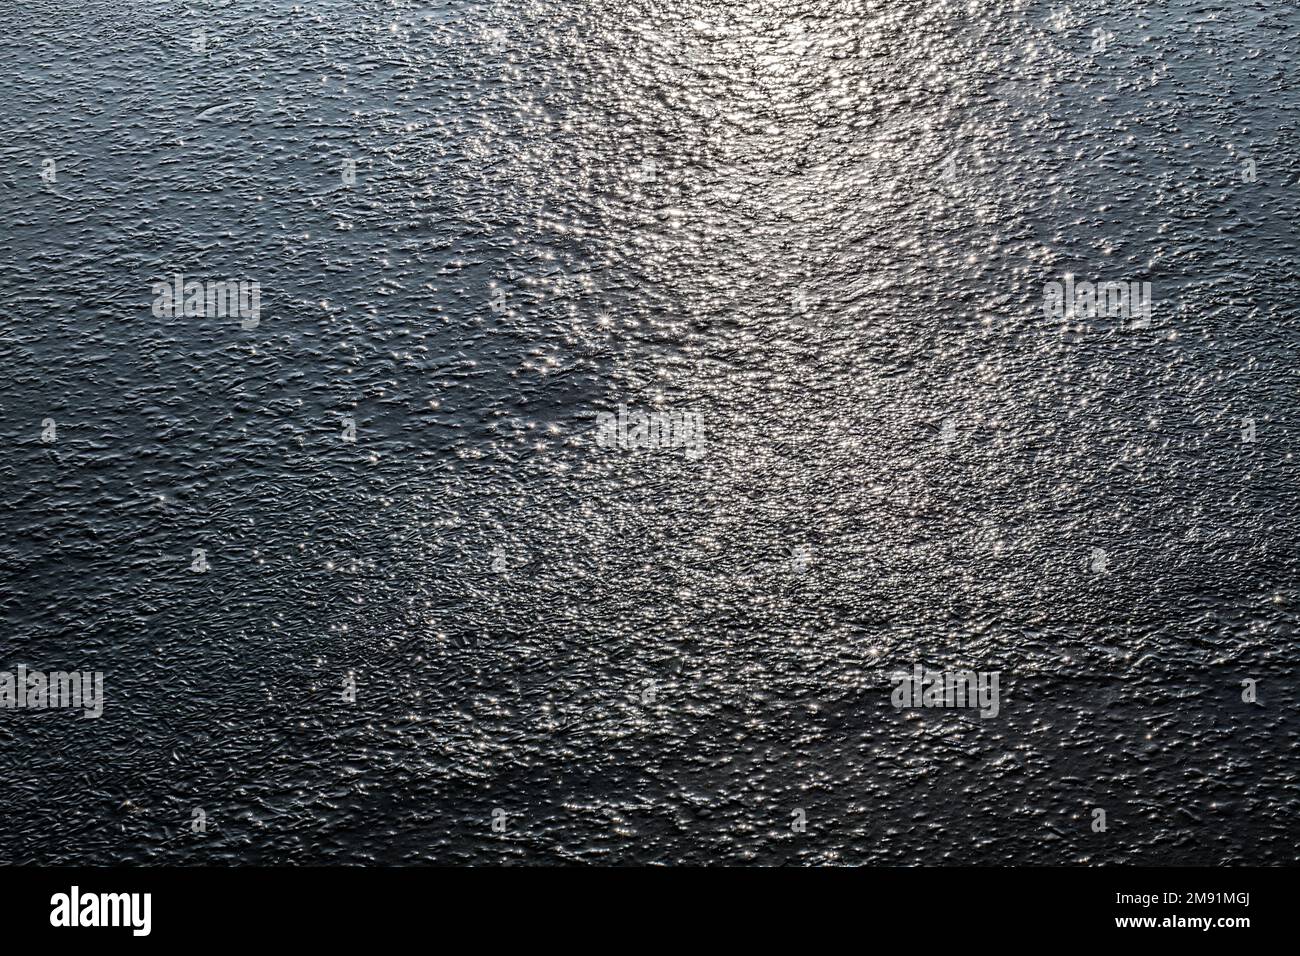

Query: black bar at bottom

[0,865,1282,942]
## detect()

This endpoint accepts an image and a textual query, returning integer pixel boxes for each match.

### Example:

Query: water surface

[1,0,1297,864]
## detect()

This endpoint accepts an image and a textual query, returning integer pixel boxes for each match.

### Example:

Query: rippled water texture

[1,0,1298,864]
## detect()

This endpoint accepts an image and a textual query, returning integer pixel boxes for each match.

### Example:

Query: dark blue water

[1,0,1297,864]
